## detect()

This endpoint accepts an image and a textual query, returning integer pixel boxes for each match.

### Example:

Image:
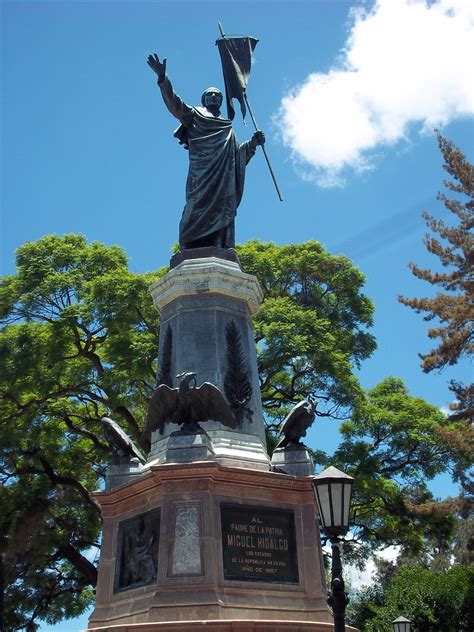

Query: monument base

[88,462,338,631]
[164,427,215,463]
[271,444,314,477]
[105,459,145,490]
[87,619,358,631]
[149,429,270,472]
[170,246,240,269]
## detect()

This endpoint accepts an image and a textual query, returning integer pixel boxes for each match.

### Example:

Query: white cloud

[347,545,400,590]
[276,0,474,187]
[322,540,400,590]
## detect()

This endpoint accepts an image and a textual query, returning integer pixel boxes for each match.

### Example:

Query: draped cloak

[158,76,256,248]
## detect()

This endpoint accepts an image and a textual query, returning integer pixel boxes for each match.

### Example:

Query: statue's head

[201,87,223,109]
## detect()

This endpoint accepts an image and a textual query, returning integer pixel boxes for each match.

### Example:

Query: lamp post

[392,616,411,632]
[313,466,354,632]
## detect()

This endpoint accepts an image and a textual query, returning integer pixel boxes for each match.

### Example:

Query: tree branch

[57,543,98,586]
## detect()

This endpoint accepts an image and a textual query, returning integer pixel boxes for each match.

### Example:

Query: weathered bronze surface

[169,245,240,268]
[147,54,264,250]
[221,504,299,584]
[145,372,237,438]
[115,508,160,591]
[101,417,146,464]
[224,319,253,425]
[275,395,317,449]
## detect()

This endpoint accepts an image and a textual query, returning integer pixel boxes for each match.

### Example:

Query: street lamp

[392,616,411,632]
[313,466,354,632]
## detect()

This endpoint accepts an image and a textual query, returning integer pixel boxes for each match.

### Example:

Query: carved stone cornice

[149,257,264,315]
[94,461,315,517]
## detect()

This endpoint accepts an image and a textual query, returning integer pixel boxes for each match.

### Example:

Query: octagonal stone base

[87,462,350,631]
[87,620,358,631]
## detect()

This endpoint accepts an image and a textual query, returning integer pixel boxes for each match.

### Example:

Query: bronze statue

[147,54,265,250]
[101,417,146,464]
[145,371,237,437]
[275,395,317,449]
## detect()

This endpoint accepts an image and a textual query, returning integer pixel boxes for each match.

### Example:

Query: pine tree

[399,133,473,516]
[399,132,474,423]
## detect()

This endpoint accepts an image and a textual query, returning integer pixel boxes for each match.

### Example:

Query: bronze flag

[216,36,258,120]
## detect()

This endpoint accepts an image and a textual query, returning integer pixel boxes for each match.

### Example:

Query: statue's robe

[158,76,256,249]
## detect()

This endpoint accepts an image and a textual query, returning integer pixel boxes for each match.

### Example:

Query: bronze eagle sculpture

[145,372,237,438]
[274,394,317,450]
[102,417,146,465]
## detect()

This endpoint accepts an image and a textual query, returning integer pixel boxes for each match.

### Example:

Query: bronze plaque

[115,508,161,592]
[221,504,299,583]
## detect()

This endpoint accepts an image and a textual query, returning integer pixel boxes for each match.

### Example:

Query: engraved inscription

[221,504,299,583]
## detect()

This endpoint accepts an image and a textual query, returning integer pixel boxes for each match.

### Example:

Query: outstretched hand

[251,130,265,149]
[147,54,166,82]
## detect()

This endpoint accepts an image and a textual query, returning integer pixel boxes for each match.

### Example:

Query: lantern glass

[392,616,411,632]
[332,483,343,523]
[313,466,354,537]
[315,482,331,527]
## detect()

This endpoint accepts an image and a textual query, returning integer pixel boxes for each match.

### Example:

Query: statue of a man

[148,54,265,250]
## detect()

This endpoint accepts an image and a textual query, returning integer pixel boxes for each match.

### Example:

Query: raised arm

[147,53,167,82]
[147,54,193,122]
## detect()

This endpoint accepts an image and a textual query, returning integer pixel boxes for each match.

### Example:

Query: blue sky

[2,1,473,629]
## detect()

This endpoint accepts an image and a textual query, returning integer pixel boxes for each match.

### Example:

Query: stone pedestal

[164,428,215,463]
[87,462,352,632]
[105,459,145,491]
[88,253,358,632]
[147,254,269,470]
[271,445,314,477]
[88,624,356,631]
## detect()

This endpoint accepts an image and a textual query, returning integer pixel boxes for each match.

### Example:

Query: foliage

[345,135,473,629]
[237,240,376,425]
[398,132,473,423]
[348,565,474,631]
[398,132,473,539]
[332,377,467,564]
[1,234,461,628]
[0,234,164,630]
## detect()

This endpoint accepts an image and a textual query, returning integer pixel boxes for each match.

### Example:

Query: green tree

[332,377,467,564]
[237,240,376,424]
[348,565,474,631]
[0,234,164,630]
[0,235,376,629]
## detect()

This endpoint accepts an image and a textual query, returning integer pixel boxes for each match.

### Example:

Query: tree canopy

[1,234,377,628]
[0,235,163,630]
[237,240,376,422]
[331,376,467,565]
[348,564,474,632]
[398,131,473,534]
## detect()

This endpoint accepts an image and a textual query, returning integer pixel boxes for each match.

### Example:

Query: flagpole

[218,22,283,202]
[243,93,283,202]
